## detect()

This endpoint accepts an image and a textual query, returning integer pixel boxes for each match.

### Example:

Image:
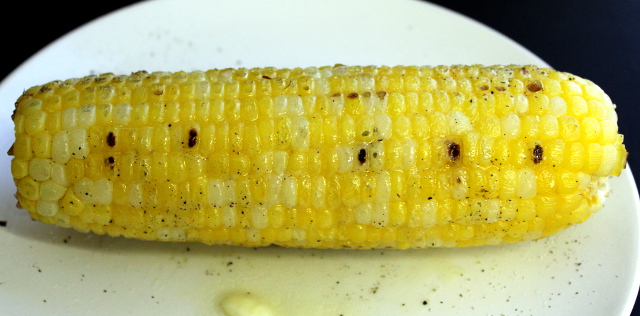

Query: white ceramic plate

[0,1,638,315]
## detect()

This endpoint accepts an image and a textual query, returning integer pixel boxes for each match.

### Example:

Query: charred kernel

[331,92,342,98]
[105,156,116,169]
[527,80,543,92]
[376,91,387,99]
[479,85,489,91]
[347,92,359,99]
[495,86,506,91]
[188,129,198,148]
[262,75,272,79]
[106,132,116,147]
[521,67,530,75]
[40,85,53,93]
[533,144,543,164]
[358,148,367,165]
[448,141,461,162]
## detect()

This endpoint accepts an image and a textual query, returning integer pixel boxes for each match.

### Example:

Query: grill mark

[448,141,461,162]
[188,128,198,148]
[106,132,116,147]
[358,148,367,165]
[533,144,543,164]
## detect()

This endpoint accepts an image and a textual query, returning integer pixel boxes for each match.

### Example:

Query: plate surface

[0,1,638,315]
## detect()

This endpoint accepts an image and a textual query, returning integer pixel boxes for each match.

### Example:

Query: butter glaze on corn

[10,65,627,248]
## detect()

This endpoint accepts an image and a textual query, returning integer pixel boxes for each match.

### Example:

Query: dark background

[2,0,638,313]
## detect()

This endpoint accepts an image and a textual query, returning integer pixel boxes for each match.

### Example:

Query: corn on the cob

[9,64,627,249]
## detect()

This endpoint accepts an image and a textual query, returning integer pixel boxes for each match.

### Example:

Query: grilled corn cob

[10,64,627,249]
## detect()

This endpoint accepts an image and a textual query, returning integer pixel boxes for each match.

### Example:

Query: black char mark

[358,148,367,165]
[188,129,198,148]
[448,141,461,162]
[533,144,543,164]
[106,132,116,147]
[105,156,115,170]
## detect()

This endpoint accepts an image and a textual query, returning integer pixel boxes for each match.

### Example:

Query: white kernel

[314,77,329,94]
[336,146,354,173]
[157,227,186,241]
[51,163,69,186]
[97,104,113,124]
[549,96,567,116]
[29,157,52,181]
[517,168,537,199]
[281,176,298,208]
[70,128,89,159]
[222,205,237,228]
[485,199,501,223]
[40,180,67,201]
[273,95,287,116]
[368,141,385,170]
[320,68,333,78]
[448,111,472,136]
[311,176,326,209]
[402,139,417,169]
[247,229,262,243]
[74,177,94,203]
[273,151,288,173]
[374,113,392,139]
[372,203,389,228]
[292,228,306,242]
[421,200,437,227]
[265,174,283,207]
[93,178,113,205]
[354,203,372,225]
[595,144,618,177]
[329,94,344,116]
[577,172,591,191]
[251,205,268,229]
[208,179,223,207]
[77,104,96,128]
[36,200,59,217]
[208,179,237,208]
[62,108,77,131]
[513,94,529,114]
[128,183,143,207]
[137,127,154,153]
[52,131,71,164]
[287,95,303,115]
[114,103,132,125]
[501,114,521,139]
[375,171,391,203]
[452,176,468,201]
[303,66,320,77]
[358,73,375,91]
[291,116,310,150]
